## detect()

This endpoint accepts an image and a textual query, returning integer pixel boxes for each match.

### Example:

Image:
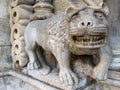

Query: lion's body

[24,7,112,86]
[25,14,67,53]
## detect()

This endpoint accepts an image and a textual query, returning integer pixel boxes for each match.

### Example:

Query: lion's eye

[72,15,77,19]
[72,12,79,19]
[94,11,105,19]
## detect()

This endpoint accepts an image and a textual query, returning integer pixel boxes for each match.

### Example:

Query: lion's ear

[65,6,77,21]
[93,2,109,16]
[101,2,109,16]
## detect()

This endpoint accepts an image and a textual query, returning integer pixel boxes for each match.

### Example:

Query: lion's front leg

[54,48,78,86]
[25,47,38,70]
[92,44,113,80]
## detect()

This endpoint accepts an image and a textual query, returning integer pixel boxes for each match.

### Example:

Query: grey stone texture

[0,19,11,71]
[0,47,12,71]
[0,76,40,90]
[0,0,12,71]
[0,0,120,90]
[106,0,120,50]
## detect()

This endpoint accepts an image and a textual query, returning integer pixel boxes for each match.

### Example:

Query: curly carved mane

[47,13,69,49]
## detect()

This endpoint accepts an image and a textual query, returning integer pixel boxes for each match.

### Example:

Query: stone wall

[106,0,120,50]
[0,0,12,71]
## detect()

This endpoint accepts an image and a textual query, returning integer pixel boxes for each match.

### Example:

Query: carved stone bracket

[9,0,120,90]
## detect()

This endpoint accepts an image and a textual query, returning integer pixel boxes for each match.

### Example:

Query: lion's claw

[59,70,78,86]
[42,66,51,75]
[27,62,38,70]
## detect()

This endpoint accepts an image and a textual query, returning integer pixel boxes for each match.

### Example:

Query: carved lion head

[65,4,109,49]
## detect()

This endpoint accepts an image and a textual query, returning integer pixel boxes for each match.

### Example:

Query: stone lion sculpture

[24,4,112,86]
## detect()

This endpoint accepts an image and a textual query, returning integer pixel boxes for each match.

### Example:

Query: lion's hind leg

[36,47,51,75]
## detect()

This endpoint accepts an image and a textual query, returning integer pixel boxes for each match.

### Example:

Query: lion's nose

[78,20,93,28]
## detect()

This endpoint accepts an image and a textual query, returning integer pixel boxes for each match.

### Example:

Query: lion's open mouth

[69,27,107,48]
[71,35,106,48]
[73,35,105,44]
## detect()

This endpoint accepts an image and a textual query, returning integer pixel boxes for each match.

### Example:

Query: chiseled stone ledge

[0,70,59,90]
[0,69,120,90]
[27,70,72,90]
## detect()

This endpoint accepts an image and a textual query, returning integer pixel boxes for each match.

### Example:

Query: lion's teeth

[87,36,89,40]
[90,40,92,45]
[83,42,85,45]
[96,41,97,45]
[94,36,97,41]
[92,43,94,46]
[93,36,95,40]
[82,40,84,45]
[84,42,87,46]
[90,36,92,41]
[87,41,88,45]
[96,41,98,45]
[87,42,89,45]
[74,35,104,46]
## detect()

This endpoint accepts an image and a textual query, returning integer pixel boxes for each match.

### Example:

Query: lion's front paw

[92,67,107,80]
[41,66,51,75]
[27,62,38,70]
[59,69,78,86]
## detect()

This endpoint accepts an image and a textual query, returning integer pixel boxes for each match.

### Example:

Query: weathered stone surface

[0,46,12,71]
[0,76,41,90]
[0,0,9,18]
[106,0,120,50]
[0,71,57,90]
[0,18,11,45]
[0,78,7,90]
[0,0,11,71]
[108,71,120,80]
[99,79,120,90]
